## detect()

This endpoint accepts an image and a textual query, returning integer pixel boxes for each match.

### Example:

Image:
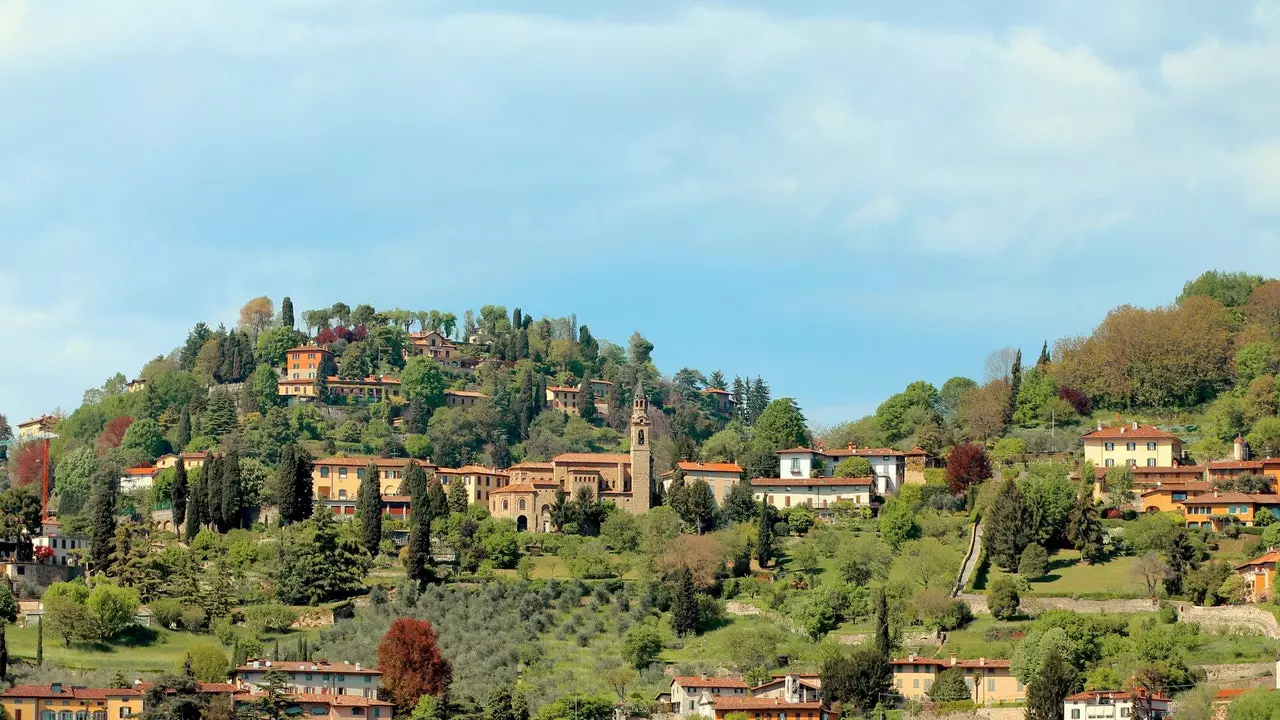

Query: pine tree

[173,404,192,450]
[1037,341,1050,368]
[731,377,748,421]
[1067,489,1105,564]
[407,497,433,586]
[748,377,770,424]
[293,446,315,519]
[549,488,571,532]
[578,379,599,423]
[205,455,225,533]
[447,478,467,515]
[426,477,449,520]
[172,456,189,528]
[358,462,383,557]
[281,296,295,329]
[756,504,775,568]
[670,567,699,636]
[983,478,1032,570]
[1006,349,1023,423]
[221,449,241,531]
[275,444,300,525]
[872,587,891,657]
[708,370,727,390]
[1025,650,1078,720]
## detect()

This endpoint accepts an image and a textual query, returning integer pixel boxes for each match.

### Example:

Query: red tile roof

[547,385,583,393]
[1236,551,1280,570]
[702,388,732,395]
[1081,424,1180,440]
[776,445,904,458]
[314,456,434,469]
[713,698,826,711]
[750,477,873,487]
[1065,690,1168,702]
[381,494,411,503]
[286,346,331,354]
[289,694,394,707]
[1181,492,1280,505]
[1214,688,1253,701]
[124,466,157,476]
[134,682,237,694]
[676,461,743,474]
[1140,482,1212,497]
[1208,460,1266,470]
[235,660,380,675]
[891,657,1012,669]
[1,686,141,699]
[490,483,540,495]
[445,390,489,398]
[508,462,554,470]
[671,676,750,689]
[327,375,401,385]
[553,453,631,464]
[1131,465,1205,474]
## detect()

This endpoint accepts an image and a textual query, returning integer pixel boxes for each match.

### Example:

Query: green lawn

[494,554,644,581]
[982,549,1146,599]
[8,624,231,673]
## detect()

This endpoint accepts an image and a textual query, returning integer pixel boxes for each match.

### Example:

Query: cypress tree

[578,379,598,423]
[406,484,433,586]
[984,479,1032,570]
[292,447,315,519]
[221,450,241,531]
[88,468,118,574]
[358,462,383,557]
[872,586,891,657]
[281,296,295,329]
[670,567,699,636]
[1025,650,1078,720]
[175,404,192,450]
[36,615,43,666]
[756,504,775,568]
[401,462,429,502]
[447,478,468,515]
[1006,348,1023,423]
[1037,341,1050,368]
[186,469,205,542]
[205,455,225,533]
[276,445,299,525]
[172,456,189,528]
[426,477,449,520]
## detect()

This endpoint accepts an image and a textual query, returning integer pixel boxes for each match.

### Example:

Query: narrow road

[953,519,983,598]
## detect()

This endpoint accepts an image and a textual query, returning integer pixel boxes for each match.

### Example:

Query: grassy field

[978,549,1146,598]
[8,624,230,673]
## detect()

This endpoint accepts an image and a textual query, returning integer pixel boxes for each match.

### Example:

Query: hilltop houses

[1082,423,1183,469]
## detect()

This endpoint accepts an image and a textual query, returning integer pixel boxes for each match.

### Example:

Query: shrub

[185,643,229,682]
[86,584,140,639]
[1019,544,1049,580]
[150,598,182,629]
[244,603,299,634]
[180,605,209,632]
[987,576,1021,620]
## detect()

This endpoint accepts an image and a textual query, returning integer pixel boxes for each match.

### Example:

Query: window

[790,458,801,475]
[1105,459,1115,467]
[913,679,920,688]
[1147,442,1158,451]
[1071,711,1081,720]
[119,710,132,719]
[319,467,329,478]
[1173,492,1187,501]
[352,709,365,717]
[503,500,509,510]
[519,499,526,511]
[1104,442,1115,451]
[338,490,347,499]
[339,468,347,479]
[1126,442,1136,451]
[987,680,995,692]
[357,468,365,480]
[1120,709,1131,718]
[1147,458,1157,466]
[785,496,791,507]
[1127,459,1138,467]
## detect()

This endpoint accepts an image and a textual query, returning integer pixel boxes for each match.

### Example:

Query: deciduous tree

[378,618,453,712]
[946,443,992,494]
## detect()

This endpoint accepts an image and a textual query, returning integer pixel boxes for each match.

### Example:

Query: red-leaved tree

[315,327,337,345]
[11,442,46,487]
[377,617,452,711]
[946,442,992,494]
[96,416,134,455]
[1057,386,1093,416]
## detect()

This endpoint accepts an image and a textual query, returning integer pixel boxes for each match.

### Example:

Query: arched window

[637,430,645,446]
[60,711,73,720]
[518,499,526,511]
[41,711,55,720]
[502,500,509,511]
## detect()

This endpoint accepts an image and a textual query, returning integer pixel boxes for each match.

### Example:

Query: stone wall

[1176,602,1280,638]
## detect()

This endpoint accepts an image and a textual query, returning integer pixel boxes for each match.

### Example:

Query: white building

[751,673,823,703]
[751,477,873,512]
[233,660,382,698]
[668,676,749,718]
[1064,690,1171,720]
[32,533,89,567]
[120,466,158,492]
[775,444,906,494]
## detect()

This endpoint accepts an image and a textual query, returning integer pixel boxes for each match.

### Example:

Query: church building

[489,382,654,531]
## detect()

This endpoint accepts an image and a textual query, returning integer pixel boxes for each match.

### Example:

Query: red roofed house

[751,673,822,703]
[444,389,489,408]
[751,477,873,513]
[710,697,832,720]
[702,387,735,414]
[1236,551,1280,603]
[155,452,208,471]
[120,466,159,492]
[233,659,381,698]
[668,675,749,718]
[311,457,437,516]
[1182,491,1280,530]
[16,415,59,441]
[775,445,906,495]
[892,655,1023,705]
[660,461,744,502]
[437,466,510,505]
[1,684,145,720]
[1082,422,1183,470]
[1063,690,1171,720]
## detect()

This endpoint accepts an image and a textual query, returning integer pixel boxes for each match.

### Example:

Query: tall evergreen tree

[983,478,1032,570]
[748,377,770,424]
[1006,349,1023,423]
[186,469,205,541]
[275,445,300,525]
[406,485,433,586]
[756,504,776,568]
[1036,341,1050,368]
[36,615,43,667]
[872,586,891,657]
[1025,650,1078,720]
[1066,489,1105,564]
[731,377,748,421]
[221,449,241,531]
[708,370,727,390]
[401,462,429,503]
[174,404,192,450]
[172,456,189,528]
[670,567,699,636]
[447,479,467,515]
[205,454,225,533]
[426,477,449,520]
[578,379,599,423]
[549,488,571,532]
[293,446,315,519]
[358,462,383,557]
[88,468,119,574]
[722,480,756,524]
[281,296,295,329]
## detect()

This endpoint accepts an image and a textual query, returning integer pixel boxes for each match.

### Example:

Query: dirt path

[953,520,983,597]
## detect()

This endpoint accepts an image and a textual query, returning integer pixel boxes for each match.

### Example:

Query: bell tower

[629,380,653,510]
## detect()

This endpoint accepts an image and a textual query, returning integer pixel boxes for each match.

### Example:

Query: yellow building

[16,415,58,441]
[892,656,1024,705]
[660,461,744,503]
[154,452,208,471]
[750,477,873,513]
[437,465,510,504]
[1182,491,1280,529]
[1,684,145,720]
[1139,482,1211,514]
[444,390,489,408]
[312,457,436,502]
[1082,423,1182,469]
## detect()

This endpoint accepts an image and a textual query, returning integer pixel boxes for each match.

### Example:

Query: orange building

[1182,491,1280,529]
[710,697,831,720]
[1139,482,1211,513]
[312,456,436,506]
[1,684,145,720]
[284,346,332,381]
[437,465,509,504]
[1236,551,1280,603]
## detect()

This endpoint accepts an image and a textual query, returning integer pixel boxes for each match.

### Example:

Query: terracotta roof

[891,657,1012,669]
[547,385,583,393]
[288,694,394,707]
[1140,482,1212,497]
[490,483,540,495]
[776,445,904,458]
[1180,492,1280,505]
[1065,690,1168,702]
[750,477,873,487]
[904,447,928,456]
[286,345,330,353]
[1236,551,1280,570]
[327,375,400,385]
[314,456,434,468]
[676,461,743,474]
[439,465,507,476]
[508,462,554,470]
[1215,688,1253,701]
[445,390,489,398]
[124,466,157,476]
[671,676,750,689]
[702,388,731,395]
[1208,460,1266,470]
[277,378,319,385]
[381,494,411,503]
[1081,424,1180,440]
[235,660,380,675]
[713,698,826,711]
[2,686,141,699]
[1131,465,1205,474]
[18,414,58,428]
[134,682,238,694]
[553,452,631,464]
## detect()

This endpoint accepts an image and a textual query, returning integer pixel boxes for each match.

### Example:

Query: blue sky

[2,0,1279,429]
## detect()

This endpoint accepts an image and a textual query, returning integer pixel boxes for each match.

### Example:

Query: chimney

[979,657,986,667]
[356,663,361,671]
[908,653,916,662]
[701,672,708,681]
[1097,421,1103,431]
[949,654,957,667]
[1214,490,1219,498]
[1235,436,1247,462]
[848,442,854,450]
